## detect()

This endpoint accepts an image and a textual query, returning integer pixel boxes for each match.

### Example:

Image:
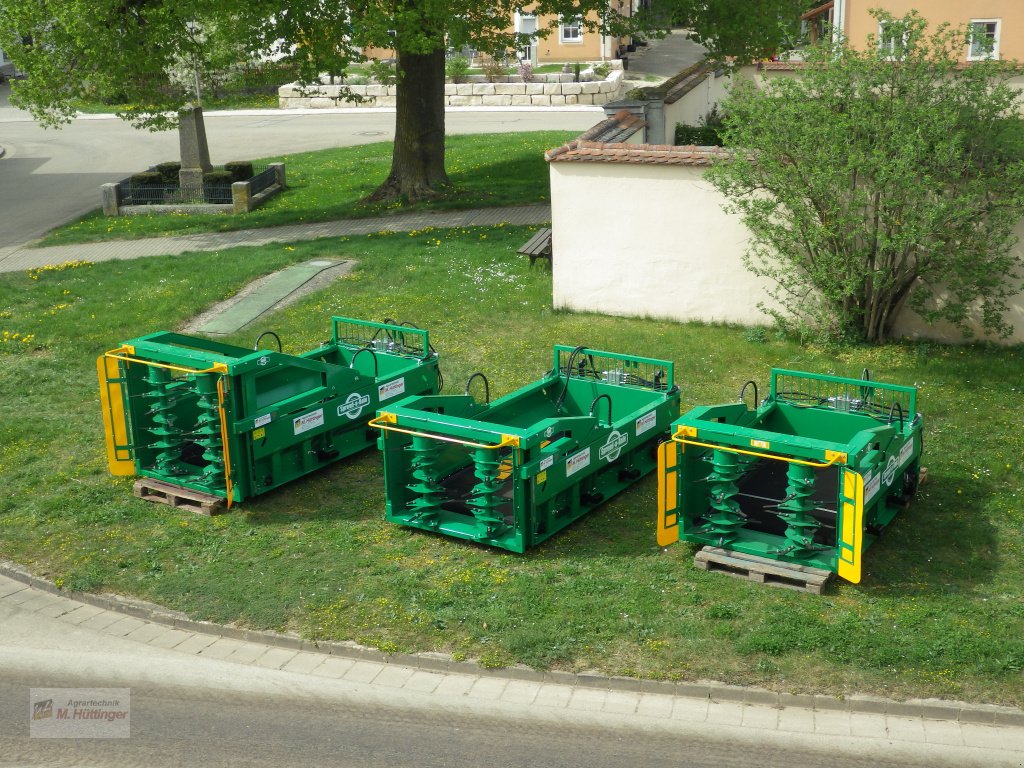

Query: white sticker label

[566,447,591,477]
[378,378,406,402]
[599,430,628,463]
[635,411,657,437]
[898,438,914,467]
[540,455,554,471]
[864,471,881,502]
[293,408,325,435]
[338,392,371,420]
[254,414,272,428]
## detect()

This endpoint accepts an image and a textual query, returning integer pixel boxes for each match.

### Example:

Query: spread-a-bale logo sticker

[599,430,628,463]
[338,392,371,420]
[882,454,900,488]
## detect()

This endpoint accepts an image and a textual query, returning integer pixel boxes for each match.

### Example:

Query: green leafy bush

[223,161,254,182]
[154,162,181,184]
[446,55,471,83]
[368,59,396,85]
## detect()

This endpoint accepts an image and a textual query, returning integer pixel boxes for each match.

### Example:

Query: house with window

[515,4,634,64]
[801,1,1023,61]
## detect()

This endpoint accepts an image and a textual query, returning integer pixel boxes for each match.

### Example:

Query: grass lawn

[1,225,1022,706]
[38,132,576,247]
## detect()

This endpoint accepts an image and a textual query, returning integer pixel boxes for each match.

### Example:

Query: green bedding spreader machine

[372,345,680,552]
[98,317,439,508]
[656,369,923,583]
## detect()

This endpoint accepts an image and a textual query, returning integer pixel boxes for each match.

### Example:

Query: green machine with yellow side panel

[98,316,440,507]
[656,369,923,583]
[372,345,680,552]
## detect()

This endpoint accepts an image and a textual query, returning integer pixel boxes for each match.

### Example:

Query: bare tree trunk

[367,48,450,202]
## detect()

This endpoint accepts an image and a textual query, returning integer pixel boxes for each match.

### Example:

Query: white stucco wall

[549,159,1024,343]
[550,162,781,326]
[664,70,731,129]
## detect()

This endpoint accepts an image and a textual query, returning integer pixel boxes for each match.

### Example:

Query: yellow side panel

[657,441,680,547]
[837,470,864,584]
[97,355,135,476]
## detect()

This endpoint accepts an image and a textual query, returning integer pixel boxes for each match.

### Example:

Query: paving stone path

[0,204,552,274]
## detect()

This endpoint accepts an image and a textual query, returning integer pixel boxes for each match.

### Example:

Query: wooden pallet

[694,546,833,595]
[133,478,227,516]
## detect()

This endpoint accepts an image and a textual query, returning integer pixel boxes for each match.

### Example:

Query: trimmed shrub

[202,170,235,185]
[130,171,164,187]
[154,162,181,184]
[224,161,254,182]
[674,124,723,146]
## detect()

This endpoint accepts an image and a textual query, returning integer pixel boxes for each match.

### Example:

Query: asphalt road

[0,84,600,249]
[0,671,945,768]
[2,598,1009,768]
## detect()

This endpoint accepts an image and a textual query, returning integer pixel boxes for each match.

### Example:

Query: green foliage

[445,55,472,83]
[480,56,509,82]
[223,161,255,182]
[130,172,164,187]
[368,59,397,85]
[674,124,723,146]
[591,62,611,79]
[706,11,1024,343]
[154,163,182,184]
[202,170,234,185]
[677,0,815,61]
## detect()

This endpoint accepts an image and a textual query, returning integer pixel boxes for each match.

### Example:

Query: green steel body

[99,317,440,503]
[657,369,923,582]
[376,346,680,552]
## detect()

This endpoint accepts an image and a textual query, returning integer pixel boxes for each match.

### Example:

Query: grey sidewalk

[1,570,1022,765]
[0,204,552,273]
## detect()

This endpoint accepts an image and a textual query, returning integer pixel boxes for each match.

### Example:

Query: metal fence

[116,162,270,207]
[249,165,276,196]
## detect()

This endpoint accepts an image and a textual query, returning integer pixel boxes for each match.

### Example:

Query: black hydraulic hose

[253,331,282,353]
[589,393,612,425]
[887,401,904,432]
[465,372,490,404]
[350,346,379,377]
[556,345,587,413]
[738,380,758,410]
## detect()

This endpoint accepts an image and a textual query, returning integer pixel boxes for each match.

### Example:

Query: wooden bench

[517,227,552,268]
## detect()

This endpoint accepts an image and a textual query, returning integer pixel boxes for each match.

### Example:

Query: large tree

[0,0,263,177]
[707,11,1024,343]
[256,0,812,202]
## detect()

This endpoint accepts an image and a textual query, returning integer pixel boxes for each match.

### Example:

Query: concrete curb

[3,559,1022,727]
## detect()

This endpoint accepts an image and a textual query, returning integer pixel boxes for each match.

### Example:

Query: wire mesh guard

[332,317,430,359]
[555,348,672,391]
[772,370,915,425]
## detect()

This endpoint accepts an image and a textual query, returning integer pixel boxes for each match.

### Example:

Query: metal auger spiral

[466,447,507,537]
[701,449,748,547]
[405,435,445,526]
[143,366,188,476]
[772,463,823,558]
[191,374,225,488]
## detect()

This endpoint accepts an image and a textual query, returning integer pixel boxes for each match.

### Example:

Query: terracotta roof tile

[546,139,729,166]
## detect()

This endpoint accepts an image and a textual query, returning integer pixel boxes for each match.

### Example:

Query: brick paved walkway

[0,204,552,273]
[2,569,1023,761]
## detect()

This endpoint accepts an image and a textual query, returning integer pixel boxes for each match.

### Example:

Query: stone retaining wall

[279,70,624,109]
